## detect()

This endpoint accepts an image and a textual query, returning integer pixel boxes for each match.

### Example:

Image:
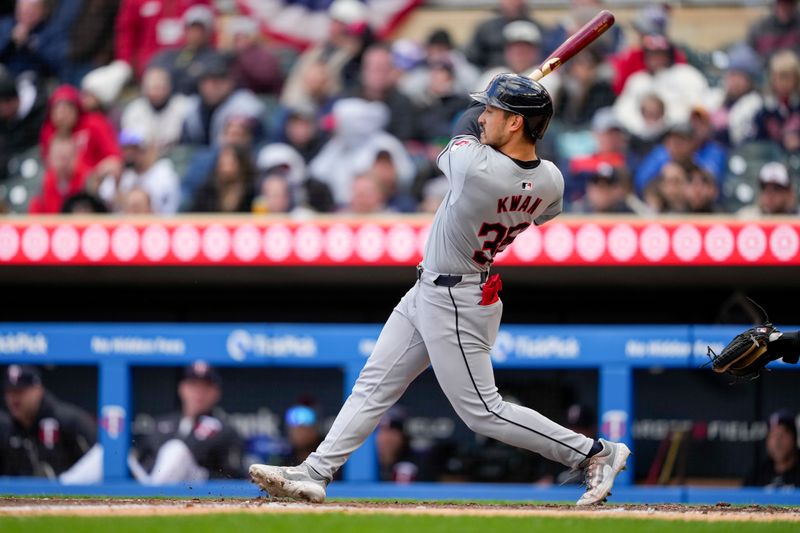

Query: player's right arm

[436,136,486,205]
[436,99,491,189]
[451,101,484,139]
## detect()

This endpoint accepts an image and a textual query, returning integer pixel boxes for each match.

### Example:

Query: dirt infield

[0,498,798,522]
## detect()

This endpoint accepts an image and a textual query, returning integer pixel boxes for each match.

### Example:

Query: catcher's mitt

[707,325,782,380]
[707,300,783,381]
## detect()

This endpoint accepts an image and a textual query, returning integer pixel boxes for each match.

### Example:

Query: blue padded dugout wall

[0,323,797,505]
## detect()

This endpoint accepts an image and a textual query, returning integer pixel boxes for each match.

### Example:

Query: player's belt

[416,265,489,287]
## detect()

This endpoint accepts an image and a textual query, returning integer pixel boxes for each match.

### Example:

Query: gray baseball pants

[304,269,594,480]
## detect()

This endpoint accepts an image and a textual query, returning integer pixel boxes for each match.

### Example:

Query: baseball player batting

[251,15,628,507]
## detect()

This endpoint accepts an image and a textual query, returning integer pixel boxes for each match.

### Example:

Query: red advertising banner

[0,218,798,267]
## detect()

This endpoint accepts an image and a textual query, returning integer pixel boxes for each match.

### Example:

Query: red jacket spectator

[30,137,91,214]
[116,0,213,78]
[611,46,688,95]
[611,4,688,95]
[39,85,121,174]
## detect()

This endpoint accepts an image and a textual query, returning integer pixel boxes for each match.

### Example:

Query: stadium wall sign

[0,218,798,267]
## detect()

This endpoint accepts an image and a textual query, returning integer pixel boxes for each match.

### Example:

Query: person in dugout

[0,365,102,483]
[283,404,324,465]
[128,361,244,484]
[746,409,800,488]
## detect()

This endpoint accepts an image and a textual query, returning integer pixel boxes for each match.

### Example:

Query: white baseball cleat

[249,463,327,503]
[575,439,631,506]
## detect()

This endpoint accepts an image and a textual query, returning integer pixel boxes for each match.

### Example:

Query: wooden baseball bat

[528,10,615,81]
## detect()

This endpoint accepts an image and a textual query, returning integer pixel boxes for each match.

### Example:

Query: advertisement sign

[1,220,798,267]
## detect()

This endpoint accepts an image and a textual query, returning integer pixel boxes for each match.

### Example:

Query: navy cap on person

[427,28,452,48]
[198,54,231,80]
[379,407,407,431]
[3,365,42,389]
[182,360,221,386]
[587,162,621,184]
[769,409,798,440]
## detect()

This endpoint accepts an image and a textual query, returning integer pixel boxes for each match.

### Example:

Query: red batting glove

[480,274,502,305]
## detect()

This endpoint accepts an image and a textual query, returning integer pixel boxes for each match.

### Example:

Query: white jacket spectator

[134,95,189,149]
[726,93,763,147]
[99,130,181,214]
[614,35,709,136]
[615,64,709,136]
[704,45,763,146]
[119,160,181,214]
[706,89,762,146]
[310,98,414,207]
[121,67,189,150]
[99,160,181,214]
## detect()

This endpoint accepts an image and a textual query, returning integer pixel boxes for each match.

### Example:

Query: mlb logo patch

[522,182,533,190]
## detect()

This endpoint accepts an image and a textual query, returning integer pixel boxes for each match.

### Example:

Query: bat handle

[527,58,561,82]
[528,69,544,81]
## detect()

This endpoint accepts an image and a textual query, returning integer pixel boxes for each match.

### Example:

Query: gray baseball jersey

[303,130,593,484]
[424,135,564,274]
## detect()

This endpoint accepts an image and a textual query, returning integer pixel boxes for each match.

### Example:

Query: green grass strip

[0,513,797,533]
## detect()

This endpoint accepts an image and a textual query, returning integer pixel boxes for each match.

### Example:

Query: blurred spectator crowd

[0,0,799,217]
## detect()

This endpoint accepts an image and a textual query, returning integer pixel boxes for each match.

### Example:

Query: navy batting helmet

[470,73,553,140]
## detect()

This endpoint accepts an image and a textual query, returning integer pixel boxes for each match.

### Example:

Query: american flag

[236,0,422,49]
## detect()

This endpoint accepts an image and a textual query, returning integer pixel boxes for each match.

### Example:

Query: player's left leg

[302,308,430,481]
[417,279,629,504]
[251,284,431,501]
